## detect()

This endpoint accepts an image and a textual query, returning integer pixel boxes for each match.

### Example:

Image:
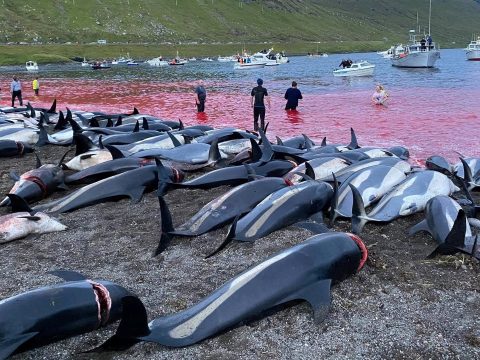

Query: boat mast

[428,0,431,35]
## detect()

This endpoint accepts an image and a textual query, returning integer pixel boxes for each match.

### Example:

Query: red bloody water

[2,78,479,163]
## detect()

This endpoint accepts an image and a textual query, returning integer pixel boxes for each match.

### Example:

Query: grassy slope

[0,0,478,64]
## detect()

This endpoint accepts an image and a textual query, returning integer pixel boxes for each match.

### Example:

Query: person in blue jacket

[284,81,303,111]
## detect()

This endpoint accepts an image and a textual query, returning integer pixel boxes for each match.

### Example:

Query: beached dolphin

[0,153,69,207]
[33,163,163,214]
[0,270,134,359]
[330,165,407,223]
[0,194,67,243]
[283,157,350,184]
[207,180,334,256]
[93,232,367,352]
[350,170,460,234]
[155,177,290,254]
[63,133,112,171]
[409,195,472,244]
[0,140,34,157]
[425,155,453,175]
[0,127,39,145]
[453,157,480,179]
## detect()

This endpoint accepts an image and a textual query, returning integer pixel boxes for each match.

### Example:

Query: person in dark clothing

[195,84,207,112]
[420,38,426,50]
[284,81,303,111]
[250,78,270,132]
[10,76,22,107]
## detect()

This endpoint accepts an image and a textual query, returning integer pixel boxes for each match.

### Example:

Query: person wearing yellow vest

[32,77,39,96]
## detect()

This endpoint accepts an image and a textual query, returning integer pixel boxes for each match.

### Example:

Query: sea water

[0,48,478,162]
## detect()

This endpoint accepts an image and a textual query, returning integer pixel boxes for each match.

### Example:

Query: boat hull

[333,66,375,77]
[234,63,266,70]
[466,50,480,61]
[391,50,440,68]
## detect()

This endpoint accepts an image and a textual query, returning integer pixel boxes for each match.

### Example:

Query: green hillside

[1,0,479,45]
[0,0,478,64]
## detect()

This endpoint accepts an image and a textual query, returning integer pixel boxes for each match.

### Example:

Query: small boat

[169,51,188,65]
[201,57,214,62]
[81,57,90,67]
[188,57,197,61]
[25,61,39,71]
[146,57,169,67]
[91,61,111,70]
[251,48,288,66]
[127,60,140,66]
[333,61,375,77]
[466,36,480,61]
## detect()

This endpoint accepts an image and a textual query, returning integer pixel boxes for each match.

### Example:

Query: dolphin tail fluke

[88,296,147,352]
[427,209,467,258]
[205,216,238,258]
[349,184,369,235]
[0,332,39,360]
[347,128,359,149]
[154,196,175,256]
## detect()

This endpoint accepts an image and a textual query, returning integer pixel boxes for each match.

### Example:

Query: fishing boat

[390,1,440,68]
[25,61,39,71]
[91,61,111,70]
[146,57,169,67]
[233,56,266,70]
[333,61,375,77]
[465,36,480,61]
[81,57,90,67]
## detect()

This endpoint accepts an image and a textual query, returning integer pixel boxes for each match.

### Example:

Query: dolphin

[283,157,350,184]
[207,180,334,256]
[93,232,367,352]
[408,195,472,245]
[1,153,69,207]
[155,176,290,254]
[0,194,67,243]
[330,165,407,223]
[0,270,134,359]
[350,170,460,234]
[425,155,452,175]
[63,133,112,171]
[453,157,480,179]
[0,140,34,157]
[0,127,39,145]
[33,163,163,213]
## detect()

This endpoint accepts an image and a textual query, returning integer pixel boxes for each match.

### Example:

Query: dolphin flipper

[0,332,39,360]
[8,194,34,214]
[275,279,332,324]
[408,219,431,236]
[48,270,87,281]
[205,216,239,258]
[128,186,146,203]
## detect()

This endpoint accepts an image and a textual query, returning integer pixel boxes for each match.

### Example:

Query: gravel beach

[1,145,479,360]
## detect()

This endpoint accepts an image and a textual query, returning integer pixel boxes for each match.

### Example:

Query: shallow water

[0,48,479,162]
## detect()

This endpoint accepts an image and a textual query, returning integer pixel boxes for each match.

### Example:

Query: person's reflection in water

[196,111,209,123]
[285,108,303,125]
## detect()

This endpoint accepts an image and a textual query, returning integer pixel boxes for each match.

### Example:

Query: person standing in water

[32,77,40,96]
[10,76,23,107]
[194,83,207,113]
[371,84,388,105]
[284,81,303,111]
[250,78,270,132]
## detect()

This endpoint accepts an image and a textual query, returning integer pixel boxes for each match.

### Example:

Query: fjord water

[1,48,478,162]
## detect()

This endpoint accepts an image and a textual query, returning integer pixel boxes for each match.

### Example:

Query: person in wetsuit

[284,81,303,111]
[250,78,270,132]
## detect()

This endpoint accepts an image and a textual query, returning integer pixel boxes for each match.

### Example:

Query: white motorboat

[127,60,140,66]
[188,57,197,61]
[146,57,169,67]
[234,57,266,70]
[251,48,288,66]
[81,57,90,67]
[333,61,375,77]
[25,61,38,71]
[390,30,440,68]
[466,36,480,61]
[201,57,214,62]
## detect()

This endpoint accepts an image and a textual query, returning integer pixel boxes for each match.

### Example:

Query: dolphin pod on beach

[92,232,367,351]
[0,270,135,360]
